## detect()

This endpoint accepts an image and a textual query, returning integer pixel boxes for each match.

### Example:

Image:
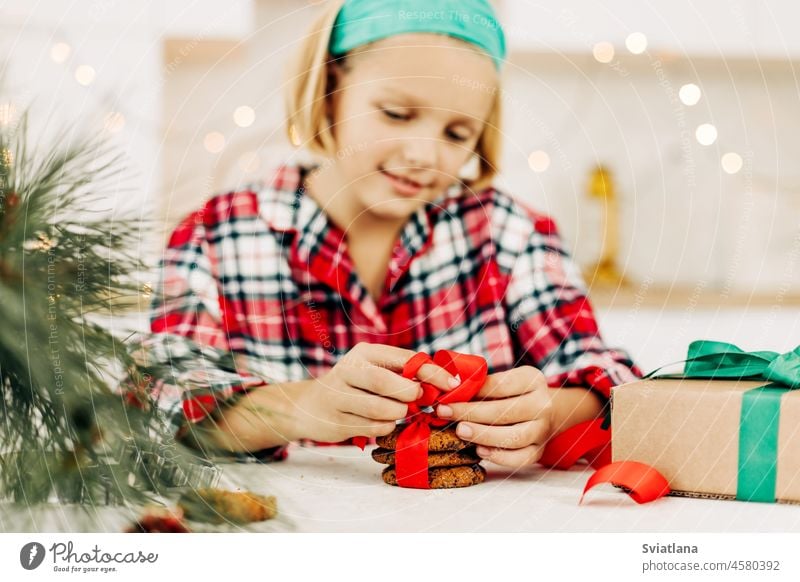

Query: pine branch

[0,108,217,510]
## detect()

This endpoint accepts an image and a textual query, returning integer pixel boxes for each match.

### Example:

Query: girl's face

[326,33,498,225]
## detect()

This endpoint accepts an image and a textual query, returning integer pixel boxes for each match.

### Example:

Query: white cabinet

[500,0,798,59]
[597,307,800,372]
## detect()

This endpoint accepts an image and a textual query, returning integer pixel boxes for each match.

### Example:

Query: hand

[296,342,458,443]
[435,366,554,469]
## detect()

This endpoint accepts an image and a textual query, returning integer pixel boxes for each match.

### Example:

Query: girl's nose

[402,137,438,169]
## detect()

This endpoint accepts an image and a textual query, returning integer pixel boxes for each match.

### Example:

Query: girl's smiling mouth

[380,168,433,197]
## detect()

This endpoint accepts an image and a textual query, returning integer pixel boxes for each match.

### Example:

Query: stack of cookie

[373,423,486,488]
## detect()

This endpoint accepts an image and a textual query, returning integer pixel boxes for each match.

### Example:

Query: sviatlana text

[642,543,699,554]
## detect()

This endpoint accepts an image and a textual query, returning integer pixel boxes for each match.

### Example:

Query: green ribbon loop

[684,340,800,388]
[642,340,800,503]
[645,340,800,388]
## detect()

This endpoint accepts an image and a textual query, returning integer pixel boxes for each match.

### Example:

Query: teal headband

[329,0,506,70]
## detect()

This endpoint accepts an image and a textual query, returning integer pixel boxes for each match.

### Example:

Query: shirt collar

[394,183,464,267]
[257,164,330,263]
[258,161,465,277]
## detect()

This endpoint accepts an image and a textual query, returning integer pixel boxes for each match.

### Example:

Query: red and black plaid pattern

[140,162,641,459]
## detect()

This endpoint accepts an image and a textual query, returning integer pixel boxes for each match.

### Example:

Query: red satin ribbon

[541,418,670,504]
[355,350,488,489]
[581,461,670,504]
[539,418,611,470]
[395,350,487,488]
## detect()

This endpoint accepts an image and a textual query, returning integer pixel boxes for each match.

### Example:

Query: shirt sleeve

[503,213,642,400]
[125,206,288,462]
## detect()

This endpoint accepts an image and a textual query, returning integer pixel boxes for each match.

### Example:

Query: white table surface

[4,444,800,533]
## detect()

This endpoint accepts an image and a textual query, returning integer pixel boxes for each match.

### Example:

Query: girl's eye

[446,128,471,142]
[382,108,411,121]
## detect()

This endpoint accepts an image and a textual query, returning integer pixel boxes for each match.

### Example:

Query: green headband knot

[329,0,506,70]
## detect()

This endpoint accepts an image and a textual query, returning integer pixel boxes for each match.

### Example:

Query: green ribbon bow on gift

[675,340,800,387]
[645,340,800,503]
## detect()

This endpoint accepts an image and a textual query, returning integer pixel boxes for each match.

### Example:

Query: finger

[340,389,409,422]
[475,443,544,469]
[476,366,545,399]
[340,361,421,403]
[352,342,418,373]
[454,419,549,449]
[415,362,460,391]
[355,345,459,390]
[338,413,398,438]
[436,394,538,425]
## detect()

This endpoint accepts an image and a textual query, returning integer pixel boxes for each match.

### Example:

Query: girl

[138,0,641,469]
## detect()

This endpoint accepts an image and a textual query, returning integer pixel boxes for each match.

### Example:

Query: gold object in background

[583,165,628,288]
[0,147,12,167]
[288,124,301,147]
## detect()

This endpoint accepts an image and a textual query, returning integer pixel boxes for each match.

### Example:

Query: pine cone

[178,488,277,524]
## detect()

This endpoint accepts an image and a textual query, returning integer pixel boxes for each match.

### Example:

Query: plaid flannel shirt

[136,162,641,462]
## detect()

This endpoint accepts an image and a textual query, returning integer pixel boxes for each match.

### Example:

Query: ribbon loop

[765,346,800,389]
[646,340,800,389]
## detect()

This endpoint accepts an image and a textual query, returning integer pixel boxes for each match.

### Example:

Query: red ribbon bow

[355,350,488,489]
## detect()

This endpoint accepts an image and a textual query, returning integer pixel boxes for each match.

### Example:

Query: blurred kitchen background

[1,0,798,370]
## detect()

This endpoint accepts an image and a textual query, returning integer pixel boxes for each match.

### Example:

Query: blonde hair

[283,0,502,193]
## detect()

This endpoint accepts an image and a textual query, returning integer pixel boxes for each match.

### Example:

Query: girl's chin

[360,192,423,220]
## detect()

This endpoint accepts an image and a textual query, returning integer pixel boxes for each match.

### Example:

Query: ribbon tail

[585,441,612,470]
[395,421,431,489]
[540,418,610,470]
[581,461,670,504]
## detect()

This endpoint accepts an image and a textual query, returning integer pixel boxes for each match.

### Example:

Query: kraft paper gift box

[611,376,800,503]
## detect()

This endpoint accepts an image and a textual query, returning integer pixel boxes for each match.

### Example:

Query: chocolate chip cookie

[381,464,486,488]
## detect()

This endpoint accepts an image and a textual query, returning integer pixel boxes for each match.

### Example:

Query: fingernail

[457,423,473,438]
[448,374,461,388]
[476,446,491,457]
[416,387,424,399]
[437,405,453,418]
